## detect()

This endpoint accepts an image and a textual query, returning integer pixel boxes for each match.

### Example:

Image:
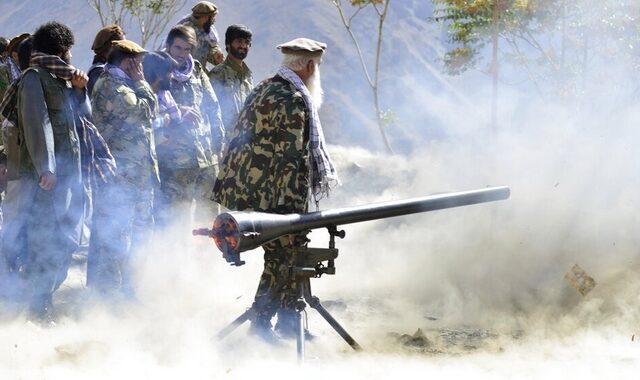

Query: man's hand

[39,171,57,190]
[180,106,203,125]
[213,51,224,65]
[71,70,88,89]
[126,58,145,82]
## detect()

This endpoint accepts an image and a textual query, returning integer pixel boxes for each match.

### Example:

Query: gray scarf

[276,66,339,204]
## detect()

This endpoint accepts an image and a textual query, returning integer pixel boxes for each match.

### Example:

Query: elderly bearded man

[212,38,339,340]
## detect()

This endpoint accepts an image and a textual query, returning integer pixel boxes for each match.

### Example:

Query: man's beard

[203,20,212,33]
[229,46,247,60]
[62,50,72,64]
[304,65,323,109]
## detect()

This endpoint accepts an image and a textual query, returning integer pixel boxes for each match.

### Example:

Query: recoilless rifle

[193,186,510,360]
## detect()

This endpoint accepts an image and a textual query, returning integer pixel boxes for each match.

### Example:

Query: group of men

[0,0,339,341]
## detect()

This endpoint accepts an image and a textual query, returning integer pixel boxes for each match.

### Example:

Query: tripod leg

[217,307,254,339]
[295,280,307,362]
[307,295,362,351]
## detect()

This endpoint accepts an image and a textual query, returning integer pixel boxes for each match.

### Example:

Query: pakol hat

[277,38,326,56]
[192,1,218,16]
[111,39,146,55]
[225,24,252,46]
[91,24,125,52]
[7,33,30,54]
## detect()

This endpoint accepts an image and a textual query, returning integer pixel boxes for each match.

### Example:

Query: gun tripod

[217,226,362,361]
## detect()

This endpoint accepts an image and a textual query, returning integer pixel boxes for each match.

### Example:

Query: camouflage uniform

[0,63,11,101]
[89,69,159,293]
[0,62,11,147]
[178,16,223,72]
[156,59,223,226]
[212,74,311,332]
[208,56,253,143]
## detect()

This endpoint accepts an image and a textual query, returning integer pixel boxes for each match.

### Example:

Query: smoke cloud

[1,0,640,378]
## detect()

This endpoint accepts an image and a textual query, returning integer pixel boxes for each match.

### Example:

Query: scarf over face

[1,52,116,183]
[171,53,195,83]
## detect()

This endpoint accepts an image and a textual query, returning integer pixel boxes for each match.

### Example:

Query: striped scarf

[276,66,339,204]
[2,52,116,184]
[1,52,79,120]
[0,80,18,122]
[30,52,78,80]
[157,90,182,122]
[78,116,117,185]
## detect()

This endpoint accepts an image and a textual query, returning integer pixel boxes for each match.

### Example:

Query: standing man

[14,21,87,321]
[87,24,126,96]
[0,33,29,89]
[89,40,158,295]
[0,36,11,99]
[212,38,339,339]
[158,25,224,227]
[177,1,223,72]
[142,51,180,142]
[0,35,34,293]
[209,24,253,143]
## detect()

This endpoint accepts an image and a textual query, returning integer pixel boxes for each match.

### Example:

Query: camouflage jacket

[0,64,10,147]
[178,16,223,72]
[157,59,223,169]
[209,57,253,141]
[212,75,310,213]
[0,63,11,102]
[91,70,160,186]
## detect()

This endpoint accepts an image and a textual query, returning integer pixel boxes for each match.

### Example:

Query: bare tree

[332,0,393,153]
[87,0,186,48]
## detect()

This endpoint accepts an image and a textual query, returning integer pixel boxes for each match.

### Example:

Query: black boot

[28,294,56,327]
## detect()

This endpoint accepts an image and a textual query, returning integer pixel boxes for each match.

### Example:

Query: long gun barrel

[194,186,510,265]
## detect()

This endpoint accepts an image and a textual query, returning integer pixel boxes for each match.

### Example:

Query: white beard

[305,66,323,109]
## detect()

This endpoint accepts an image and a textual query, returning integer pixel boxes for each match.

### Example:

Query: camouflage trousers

[156,165,218,227]
[87,177,154,294]
[252,233,309,329]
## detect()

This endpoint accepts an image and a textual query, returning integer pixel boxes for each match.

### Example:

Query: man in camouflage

[212,38,339,340]
[89,40,159,295]
[176,1,224,72]
[158,25,224,228]
[0,36,11,100]
[11,22,88,321]
[0,33,29,95]
[209,24,253,143]
[0,34,33,295]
